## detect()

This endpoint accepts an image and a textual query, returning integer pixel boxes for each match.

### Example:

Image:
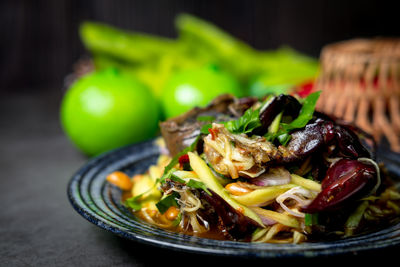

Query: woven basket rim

[321,38,400,62]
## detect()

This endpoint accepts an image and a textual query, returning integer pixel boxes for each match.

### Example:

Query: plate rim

[67,139,400,258]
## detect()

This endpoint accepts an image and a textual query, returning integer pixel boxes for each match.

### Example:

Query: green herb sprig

[124,135,201,210]
[265,91,321,145]
[224,107,262,134]
[200,107,262,135]
[280,91,321,133]
[156,192,180,214]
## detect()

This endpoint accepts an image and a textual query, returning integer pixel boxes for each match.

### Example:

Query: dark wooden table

[1,90,398,266]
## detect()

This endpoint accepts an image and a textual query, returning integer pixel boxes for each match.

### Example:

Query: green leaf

[124,195,142,211]
[270,91,321,146]
[224,107,261,134]
[158,168,176,185]
[200,123,212,134]
[187,179,212,195]
[170,174,186,184]
[197,115,215,122]
[158,135,201,184]
[281,91,321,132]
[156,192,180,214]
[264,132,275,142]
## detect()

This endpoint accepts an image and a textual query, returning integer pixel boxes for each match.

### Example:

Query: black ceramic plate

[68,139,400,258]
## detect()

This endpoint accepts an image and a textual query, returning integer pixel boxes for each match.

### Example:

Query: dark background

[1,1,400,266]
[1,0,399,92]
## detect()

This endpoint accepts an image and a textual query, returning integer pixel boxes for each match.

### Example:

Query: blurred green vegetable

[80,21,178,63]
[175,14,258,81]
[81,21,211,98]
[79,14,319,119]
[176,14,319,83]
[161,65,242,118]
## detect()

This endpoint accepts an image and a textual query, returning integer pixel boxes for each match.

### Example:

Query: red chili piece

[302,159,376,213]
[178,154,190,168]
[208,128,219,140]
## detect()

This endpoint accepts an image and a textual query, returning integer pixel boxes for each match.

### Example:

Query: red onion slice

[252,210,277,226]
[250,167,291,187]
[276,186,313,218]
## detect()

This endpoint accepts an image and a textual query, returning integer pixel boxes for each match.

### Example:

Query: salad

[107,93,400,243]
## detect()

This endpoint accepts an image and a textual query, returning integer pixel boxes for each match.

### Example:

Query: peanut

[106,171,133,191]
[165,206,180,221]
[225,182,253,196]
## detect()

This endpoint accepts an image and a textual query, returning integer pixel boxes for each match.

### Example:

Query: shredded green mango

[232,184,296,206]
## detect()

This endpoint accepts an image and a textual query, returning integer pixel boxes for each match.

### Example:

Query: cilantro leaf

[200,123,212,134]
[156,192,180,214]
[224,107,262,134]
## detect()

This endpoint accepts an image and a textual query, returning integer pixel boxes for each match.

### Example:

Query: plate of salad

[68,92,400,258]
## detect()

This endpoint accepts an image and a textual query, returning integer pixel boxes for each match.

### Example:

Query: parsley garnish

[200,123,212,134]
[224,107,262,134]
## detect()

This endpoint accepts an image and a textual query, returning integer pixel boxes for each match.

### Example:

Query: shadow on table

[90,225,398,266]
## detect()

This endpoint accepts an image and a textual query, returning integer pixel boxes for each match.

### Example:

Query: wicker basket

[315,38,400,152]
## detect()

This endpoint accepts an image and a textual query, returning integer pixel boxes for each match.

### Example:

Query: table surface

[1,90,399,266]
